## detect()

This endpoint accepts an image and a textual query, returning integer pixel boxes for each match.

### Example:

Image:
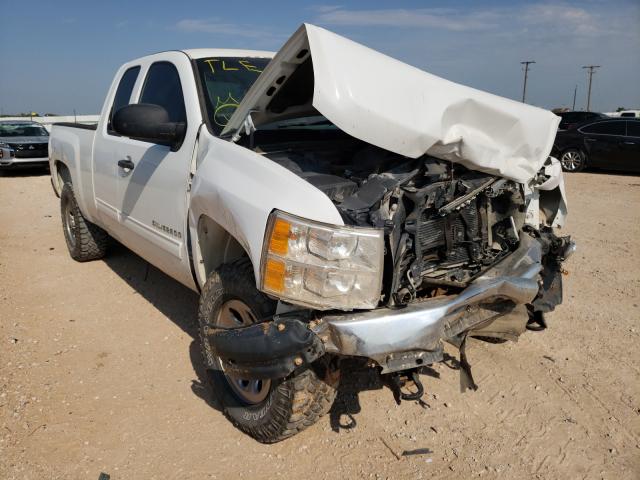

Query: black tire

[60,182,108,262]
[198,259,338,443]
[559,148,586,172]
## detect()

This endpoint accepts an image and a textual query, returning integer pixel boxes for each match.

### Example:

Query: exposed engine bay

[206,130,573,401]
[251,133,538,307]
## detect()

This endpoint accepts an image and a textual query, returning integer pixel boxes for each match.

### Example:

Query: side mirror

[112,103,186,147]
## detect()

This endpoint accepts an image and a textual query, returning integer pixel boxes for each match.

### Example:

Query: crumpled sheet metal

[314,235,542,365]
[305,24,561,184]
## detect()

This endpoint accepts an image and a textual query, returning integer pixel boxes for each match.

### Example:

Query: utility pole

[572,85,577,111]
[582,65,600,112]
[521,60,536,103]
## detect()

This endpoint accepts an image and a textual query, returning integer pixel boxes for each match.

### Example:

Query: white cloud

[310,2,640,110]
[313,2,634,39]
[314,7,499,31]
[310,5,343,14]
[175,19,283,40]
[519,4,600,37]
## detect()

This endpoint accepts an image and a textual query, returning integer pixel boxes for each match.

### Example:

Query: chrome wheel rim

[215,299,271,404]
[63,198,77,249]
[561,150,582,171]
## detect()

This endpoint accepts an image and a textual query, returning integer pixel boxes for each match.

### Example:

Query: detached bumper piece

[206,318,325,379]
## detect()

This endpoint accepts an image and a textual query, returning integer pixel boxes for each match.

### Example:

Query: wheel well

[561,147,587,160]
[194,215,250,283]
[55,161,71,188]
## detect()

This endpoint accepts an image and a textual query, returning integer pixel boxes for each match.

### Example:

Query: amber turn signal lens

[268,218,291,255]
[263,257,286,293]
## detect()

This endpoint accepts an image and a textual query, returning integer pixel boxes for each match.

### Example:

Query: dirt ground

[1,169,639,480]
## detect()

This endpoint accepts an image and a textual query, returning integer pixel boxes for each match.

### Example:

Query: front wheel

[198,259,337,443]
[559,148,586,172]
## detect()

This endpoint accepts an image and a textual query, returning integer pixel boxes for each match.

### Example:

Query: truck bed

[49,123,97,219]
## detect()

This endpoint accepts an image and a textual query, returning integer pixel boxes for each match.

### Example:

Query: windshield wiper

[259,116,332,130]
[275,119,331,128]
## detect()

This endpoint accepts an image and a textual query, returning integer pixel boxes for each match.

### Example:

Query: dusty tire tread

[60,183,108,262]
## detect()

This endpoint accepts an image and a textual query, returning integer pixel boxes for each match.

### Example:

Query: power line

[582,65,600,111]
[520,61,536,103]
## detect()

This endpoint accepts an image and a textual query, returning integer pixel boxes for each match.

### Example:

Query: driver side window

[139,62,187,124]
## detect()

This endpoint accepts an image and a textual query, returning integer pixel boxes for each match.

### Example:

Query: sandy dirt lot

[1,169,639,479]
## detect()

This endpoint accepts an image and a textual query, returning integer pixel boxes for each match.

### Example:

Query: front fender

[189,132,344,287]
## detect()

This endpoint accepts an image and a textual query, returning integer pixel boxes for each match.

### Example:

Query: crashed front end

[207,157,574,390]
[206,24,574,396]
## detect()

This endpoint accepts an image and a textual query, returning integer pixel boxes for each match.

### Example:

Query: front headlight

[260,210,384,310]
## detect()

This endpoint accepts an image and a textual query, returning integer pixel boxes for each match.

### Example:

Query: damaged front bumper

[207,235,567,378]
[315,234,542,372]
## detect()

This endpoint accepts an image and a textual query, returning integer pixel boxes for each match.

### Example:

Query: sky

[1,0,638,115]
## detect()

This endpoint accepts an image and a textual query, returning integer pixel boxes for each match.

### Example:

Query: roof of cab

[181,48,275,60]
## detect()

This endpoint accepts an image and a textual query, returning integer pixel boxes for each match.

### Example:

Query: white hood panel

[224,24,560,184]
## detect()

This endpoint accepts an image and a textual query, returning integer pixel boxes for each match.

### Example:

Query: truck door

[93,65,141,232]
[95,53,201,289]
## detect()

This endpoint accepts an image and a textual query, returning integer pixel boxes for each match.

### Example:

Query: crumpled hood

[223,24,560,184]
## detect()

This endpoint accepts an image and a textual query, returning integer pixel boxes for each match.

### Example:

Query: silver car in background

[0,120,49,170]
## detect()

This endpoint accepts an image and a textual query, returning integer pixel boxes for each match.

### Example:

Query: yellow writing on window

[204,58,263,74]
[239,60,262,73]
[213,93,240,127]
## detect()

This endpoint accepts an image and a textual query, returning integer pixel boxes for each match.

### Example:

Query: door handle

[585,138,596,142]
[622,141,636,145]
[118,158,135,170]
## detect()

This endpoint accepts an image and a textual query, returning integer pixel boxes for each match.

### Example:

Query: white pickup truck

[49,24,574,443]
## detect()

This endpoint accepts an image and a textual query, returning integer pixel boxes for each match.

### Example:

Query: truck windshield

[196,57,271,135]
[0,123,49,137]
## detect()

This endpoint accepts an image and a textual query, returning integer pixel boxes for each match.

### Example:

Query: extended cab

[49,24,574,443]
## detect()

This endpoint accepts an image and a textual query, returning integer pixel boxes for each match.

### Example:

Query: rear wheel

[60,183,109,261]
[198,259,338,443]
[560,148,586,172]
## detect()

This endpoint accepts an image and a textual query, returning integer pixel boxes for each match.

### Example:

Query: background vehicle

[0,120,49,169]
[0,142,16,168]
[606,110,640,118]
[553,118,640,172]
[556,111,607,130]
[49,24,572,443]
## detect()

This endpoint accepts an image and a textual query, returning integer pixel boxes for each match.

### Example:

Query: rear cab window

[108,66,141,133]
